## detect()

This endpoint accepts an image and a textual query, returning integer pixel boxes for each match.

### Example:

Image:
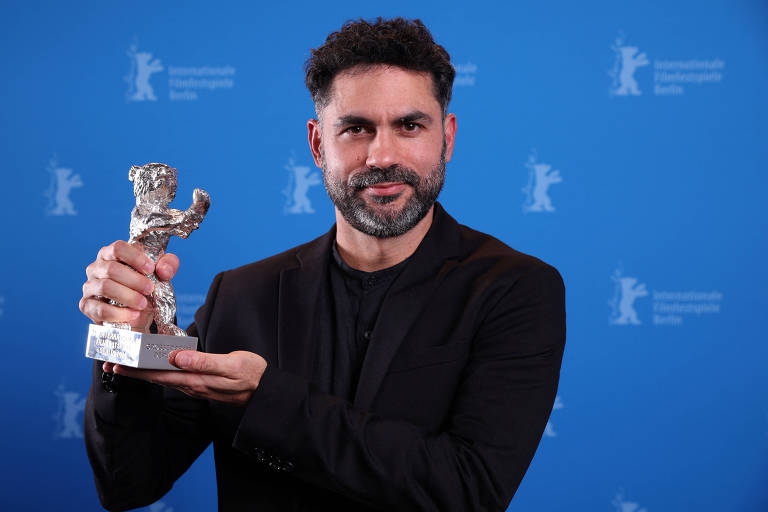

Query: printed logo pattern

[454,62,478,87]
[610,34,649,96]
[609,32,725,97]
[283,157,321,214]
[146,502,175,512]
[125,39,235,102]
[610,265,723,326]
[45,156,83,216]
[612,490,648,512]
[544,395,564,438]
[609,267,648,325]
[53,385,86,439]
[522,151,562,213]
[126,42,164,101]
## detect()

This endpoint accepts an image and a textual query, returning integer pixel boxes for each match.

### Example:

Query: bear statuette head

[129,163,178,206]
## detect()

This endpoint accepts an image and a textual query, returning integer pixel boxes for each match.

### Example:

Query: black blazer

[85,203,566,512]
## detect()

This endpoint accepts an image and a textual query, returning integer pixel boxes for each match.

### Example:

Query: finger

[86,260,154,296]
[102,361,116,373]
[112,365,214,388]
[97,241,154,275]
[81,297,142,324]
[168,350,238,376]
[155,253,180,281]
[83,278,149,311]
[114,365,247,396]
[113,366,169,384]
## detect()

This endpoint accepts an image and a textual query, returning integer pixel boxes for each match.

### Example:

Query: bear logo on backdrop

[544,395,564,438]
[283,156,322,214]
[145,502,175,512]
[609,264,723,326]
[53,385,86,439]
[608,31,725,97]
[126,41,164,102]
[609,266,648,325]
[45,155,83,216]
[522,150,562,213]
[609,33,649,96]
[124,39,236,102]
[612,489,648,512]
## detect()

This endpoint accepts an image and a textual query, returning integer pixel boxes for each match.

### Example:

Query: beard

[322,144,446,238]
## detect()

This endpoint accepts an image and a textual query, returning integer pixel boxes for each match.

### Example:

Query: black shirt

[326,241,411,401]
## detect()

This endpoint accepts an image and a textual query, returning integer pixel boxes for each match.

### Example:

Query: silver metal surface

[86,324,198,370]
[105,163,210,336]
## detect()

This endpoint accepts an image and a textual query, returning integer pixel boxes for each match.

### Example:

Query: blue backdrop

[1,1,766,510]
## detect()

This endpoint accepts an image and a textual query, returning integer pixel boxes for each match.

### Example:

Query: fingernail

[144,281,154,295]
[176,353,190,367]
[157,264,169,276]
[139,297,149,309]
[143,260,154,274]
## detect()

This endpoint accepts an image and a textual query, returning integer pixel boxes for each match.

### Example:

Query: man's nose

[365,130,400,170]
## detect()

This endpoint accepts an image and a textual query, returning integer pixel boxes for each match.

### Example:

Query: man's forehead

[323,64,440,116]
[334,63,430,81]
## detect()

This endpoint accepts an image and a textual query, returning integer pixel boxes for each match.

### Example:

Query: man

[80,18,565,511]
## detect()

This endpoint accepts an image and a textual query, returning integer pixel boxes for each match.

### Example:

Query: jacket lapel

[276,228,334,378]
[353,204,462,409]
[276,204,464,409]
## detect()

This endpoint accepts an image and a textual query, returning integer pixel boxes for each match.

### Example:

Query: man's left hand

[106,350,268,406]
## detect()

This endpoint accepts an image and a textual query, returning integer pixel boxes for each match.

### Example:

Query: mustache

[348,165,420,189]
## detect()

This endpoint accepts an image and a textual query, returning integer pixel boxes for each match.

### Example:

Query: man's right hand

[79,241,180,333]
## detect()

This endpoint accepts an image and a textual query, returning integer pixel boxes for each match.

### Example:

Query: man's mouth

[365,182,407,196]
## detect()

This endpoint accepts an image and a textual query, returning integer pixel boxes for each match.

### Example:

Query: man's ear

[443,113,457,163]
[307,118,323,168]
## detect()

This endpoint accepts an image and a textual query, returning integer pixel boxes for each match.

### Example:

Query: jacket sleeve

[231,265,566,511]
[83,327,212,512]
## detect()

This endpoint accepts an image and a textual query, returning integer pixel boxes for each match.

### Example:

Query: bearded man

[80,17,565,512]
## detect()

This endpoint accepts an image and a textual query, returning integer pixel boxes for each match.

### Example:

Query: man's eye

[344,126,366,135]
[403,122,420,132]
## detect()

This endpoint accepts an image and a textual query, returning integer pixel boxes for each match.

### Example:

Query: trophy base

[85,324,198,370]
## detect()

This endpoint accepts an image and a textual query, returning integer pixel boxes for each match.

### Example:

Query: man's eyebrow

[335,115,372,128]
[334,111,434,128]
[397,111,433,125]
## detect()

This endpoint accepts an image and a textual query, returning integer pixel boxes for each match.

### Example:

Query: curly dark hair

[305,17,455,116]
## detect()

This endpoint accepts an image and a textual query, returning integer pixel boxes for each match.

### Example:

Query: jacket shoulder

[456,223,562,283]
[217,232,327,288]
[190,233,329,340]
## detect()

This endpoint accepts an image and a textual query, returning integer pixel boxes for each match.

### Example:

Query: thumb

[156,252,180,281]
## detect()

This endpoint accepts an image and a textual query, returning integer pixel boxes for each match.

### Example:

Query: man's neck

[334,206,434,272]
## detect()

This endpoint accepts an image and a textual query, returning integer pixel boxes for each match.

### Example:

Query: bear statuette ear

[128,165,141,182]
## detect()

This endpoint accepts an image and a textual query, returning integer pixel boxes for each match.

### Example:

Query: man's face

[308,65,456,238]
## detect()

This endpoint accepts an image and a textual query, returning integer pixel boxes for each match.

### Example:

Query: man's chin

[338,193,434,238]
[367,191,404,205]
